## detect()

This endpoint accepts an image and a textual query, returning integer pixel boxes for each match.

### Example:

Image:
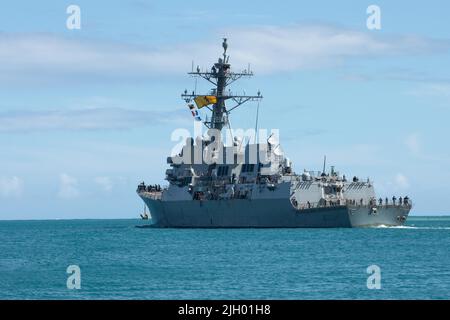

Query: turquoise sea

[0,217,449,300]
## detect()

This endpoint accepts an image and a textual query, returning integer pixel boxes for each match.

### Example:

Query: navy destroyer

[137,39,411,227]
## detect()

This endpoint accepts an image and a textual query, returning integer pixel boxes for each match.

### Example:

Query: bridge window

[242,164,255,173]
[217,166,229,176]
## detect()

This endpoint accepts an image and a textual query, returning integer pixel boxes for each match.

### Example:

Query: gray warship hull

[140,195,410,228]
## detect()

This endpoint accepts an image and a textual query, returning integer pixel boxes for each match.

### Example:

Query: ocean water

[0,217,449,300]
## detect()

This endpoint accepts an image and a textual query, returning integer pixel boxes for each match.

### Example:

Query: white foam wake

[373,225,450,230]
[374,225,418,229]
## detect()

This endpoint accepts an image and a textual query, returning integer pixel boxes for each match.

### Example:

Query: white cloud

[405,133,421,154]
[94,177,113,192]
[224,25,449,73]
[0,176,24,197]
[408,83,450,98]
[0,25,448,83]
[394,173,410,189]
[58,173,79,198]
[377,173,410,196]
[0,107,184,133]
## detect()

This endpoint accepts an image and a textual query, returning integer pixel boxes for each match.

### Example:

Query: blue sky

[1,0,449,219]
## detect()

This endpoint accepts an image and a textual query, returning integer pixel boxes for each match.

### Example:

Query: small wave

[415,227,450,230]
[374,225,418,229]
[374,225,450,230]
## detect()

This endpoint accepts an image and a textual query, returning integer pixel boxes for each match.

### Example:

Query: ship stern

[347,204,411,227]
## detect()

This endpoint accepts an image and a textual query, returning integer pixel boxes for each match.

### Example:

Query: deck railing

[295,199,412,211]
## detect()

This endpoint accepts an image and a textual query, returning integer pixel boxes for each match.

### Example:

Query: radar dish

[273,145,284,156]
[267,133,278,145]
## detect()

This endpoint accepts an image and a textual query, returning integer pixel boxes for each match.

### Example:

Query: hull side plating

[140,195,409,228]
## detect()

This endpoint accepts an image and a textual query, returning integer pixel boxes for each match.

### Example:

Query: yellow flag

[194,96,217,109]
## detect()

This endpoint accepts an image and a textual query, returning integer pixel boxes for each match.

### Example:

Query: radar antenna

[181,39,263,131]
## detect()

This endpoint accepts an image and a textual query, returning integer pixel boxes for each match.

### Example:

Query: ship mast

[181,38,263,131]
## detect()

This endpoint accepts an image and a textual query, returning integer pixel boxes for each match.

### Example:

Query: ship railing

[140,191,163,200]
[295,199,412,211]
[136,182,165,200]
[346,199,413,209]
[295,201,345,210]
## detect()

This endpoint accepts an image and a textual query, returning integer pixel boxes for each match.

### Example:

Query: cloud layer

[0,176,24,198]
[0,25,448,83]
[58,173,79,199]
[94,176,113,192]
[224,25,449,72]
[0,107,177,132]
